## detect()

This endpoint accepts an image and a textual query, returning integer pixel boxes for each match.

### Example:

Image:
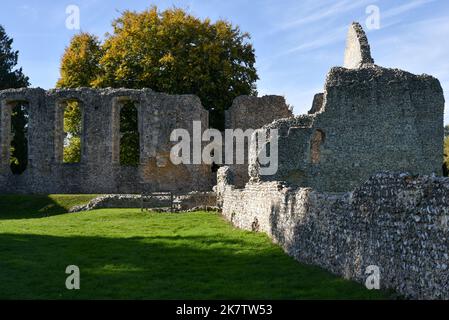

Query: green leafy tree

[10,103,29,174]
[119,101,139,166]
[444,136,449,176]
[95,7,258,129]
[62,101,82,163]
[63,135,81,164]
[56,33,100,163]
[443,125,449,176]
[0,25,29,90]
[0,25,30,174]
[56,33,102,88]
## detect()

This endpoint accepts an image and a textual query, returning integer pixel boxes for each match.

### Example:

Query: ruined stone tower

[249,22,445,192]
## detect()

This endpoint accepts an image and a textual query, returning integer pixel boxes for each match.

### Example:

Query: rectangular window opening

[62,100,83,164]
[119,100,140,167]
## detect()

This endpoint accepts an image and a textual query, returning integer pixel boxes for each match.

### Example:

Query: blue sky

[1,0,448,123]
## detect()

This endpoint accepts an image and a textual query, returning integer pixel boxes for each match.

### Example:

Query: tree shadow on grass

[0,233,389,300]
[0,195,94,220]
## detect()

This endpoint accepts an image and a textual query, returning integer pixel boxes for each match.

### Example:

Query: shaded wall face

[0,88,213,194]
[224,95,293,188]
[251,67,445,192]
[219,172,449,299]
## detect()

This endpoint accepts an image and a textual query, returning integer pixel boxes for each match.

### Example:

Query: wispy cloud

[270,0,380,57]
[372,13,449,123]
[17,4,39,21]
[281,25,347,55]
[276,0,377,32]
[382,0,436,19]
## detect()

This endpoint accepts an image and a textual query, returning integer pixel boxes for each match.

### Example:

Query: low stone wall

[70,192,217,212]
[218,168,449,299]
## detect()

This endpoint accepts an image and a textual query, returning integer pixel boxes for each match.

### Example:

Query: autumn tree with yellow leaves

[57,6,258,163]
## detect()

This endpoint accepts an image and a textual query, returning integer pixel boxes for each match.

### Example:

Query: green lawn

[0,195,389,299]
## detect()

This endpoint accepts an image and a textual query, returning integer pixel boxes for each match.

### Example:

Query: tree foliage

[63,135,81,164]
[63,101,82,163]
[10,103,28,174]
[56,33,102,88]
[0,25,29,90]
[444,136,449,177]
[57,6,259,131]
[0,25,30,174]
[56,33,97,163]
[119,101,139,166]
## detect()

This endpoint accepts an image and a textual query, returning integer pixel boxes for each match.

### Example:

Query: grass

[0,194,98,220]
[0,195,389,300]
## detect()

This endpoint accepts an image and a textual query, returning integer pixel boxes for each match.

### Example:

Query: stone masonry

[70,192,217,212]
[249,22,444,192]
[219,169,449,299]
[219,23,447,299]
[225,95,293,187]
[0,88,212,193]
[344,22,375,69]
[0,87,291,194]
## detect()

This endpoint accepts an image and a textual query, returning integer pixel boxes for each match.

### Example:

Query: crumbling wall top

[225,95,293,130]
[343,22,375,69]
[308,93,324,114]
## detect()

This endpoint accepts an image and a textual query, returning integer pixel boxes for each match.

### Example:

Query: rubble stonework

[0,87,290,193]
[224,95,293,187]
[225,95,293,131]
[0,88,212,193]
[219,22,447,299]
[70,192,217,212]
[344,22,375,69]
[219,169,449,299]
[249,24,444,193]
[308,93,324,114]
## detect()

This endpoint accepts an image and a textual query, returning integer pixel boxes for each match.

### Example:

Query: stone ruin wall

[0,88,213,194]
[225,95,293,187]
[249,22,444,193]
[249,66,444,192]
[0,87,291,194]
[218,169,449,299]
[218,22,447,299]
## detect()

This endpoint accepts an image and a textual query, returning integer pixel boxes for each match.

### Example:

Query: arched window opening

[10,101,29,175]
[310,129,325,164]
[119,100,139,166]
